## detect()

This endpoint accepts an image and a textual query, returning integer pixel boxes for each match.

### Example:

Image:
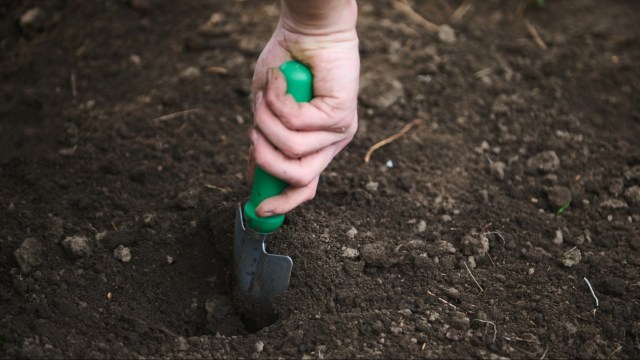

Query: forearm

[280,0,357,34]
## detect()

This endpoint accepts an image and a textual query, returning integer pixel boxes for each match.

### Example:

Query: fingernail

[257,206,274,217]
[266,68,274,81]
[249,128,258,146]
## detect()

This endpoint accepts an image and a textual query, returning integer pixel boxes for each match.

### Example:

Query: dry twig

[151,108,202,123]
[486,252,497,267]
[524,19,547,49]
[482,231,506,245]
[393,0,440,33]
[474,67,493,78]
[464,262,484,292]
[503,334,538,343]
[426,290,457,310]
[451,1,473,22]
[364,119,423,163]
[205,184,230,193]
[540,347,549,360]
[206,66,228,74]
[607,345,622,358]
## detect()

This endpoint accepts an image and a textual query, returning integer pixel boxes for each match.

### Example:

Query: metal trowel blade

[233,204,293,323]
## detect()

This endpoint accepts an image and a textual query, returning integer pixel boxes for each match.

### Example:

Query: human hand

[248,0,359,217]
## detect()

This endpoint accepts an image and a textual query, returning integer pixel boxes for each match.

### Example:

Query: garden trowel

[233,60,313,328]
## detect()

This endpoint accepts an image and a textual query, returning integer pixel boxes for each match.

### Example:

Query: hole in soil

[205,265,279,334]
[238,309,278,333]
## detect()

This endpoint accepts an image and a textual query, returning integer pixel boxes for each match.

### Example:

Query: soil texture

[1,0,640,358]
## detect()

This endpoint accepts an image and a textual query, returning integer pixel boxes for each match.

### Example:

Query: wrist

[280,0,357,35]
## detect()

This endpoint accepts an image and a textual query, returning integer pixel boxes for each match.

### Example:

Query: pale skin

[249,0,360,217]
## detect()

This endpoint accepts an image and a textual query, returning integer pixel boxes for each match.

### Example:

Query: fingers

[262,66,358,133]
[255,177,319,217]
[246,129,322,216]
[255,90,356,159]
[250,127,345,187]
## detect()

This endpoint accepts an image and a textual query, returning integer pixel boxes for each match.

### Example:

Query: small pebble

[444,287,460,300]
[417,220,427,232]
[527,151,560,173]
[14,237,44,273]
[341,247,359,258]
[19,7,47,34]
[623,186,640,204]
[552,229,563,245]
[181,66,201,79]
[113,245,132,263]
[130,54,141,66]
[62,235,92,258]
[561,248,581,267]
[437,24,456,43]
[365,181,379,191]
[490,161,506,180]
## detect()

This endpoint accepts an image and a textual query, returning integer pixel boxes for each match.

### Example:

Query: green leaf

[556,201,571,215]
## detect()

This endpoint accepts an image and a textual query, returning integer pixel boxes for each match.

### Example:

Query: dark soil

[2,0,640,358]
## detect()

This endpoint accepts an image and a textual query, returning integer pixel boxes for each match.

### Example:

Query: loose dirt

[1,0,639,358]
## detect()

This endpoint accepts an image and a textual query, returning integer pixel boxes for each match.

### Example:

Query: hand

[248,0,359,217]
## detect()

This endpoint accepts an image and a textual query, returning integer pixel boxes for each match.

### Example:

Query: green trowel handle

[244,60,313,233]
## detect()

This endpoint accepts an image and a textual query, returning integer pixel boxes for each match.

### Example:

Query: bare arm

[280,0,357,34]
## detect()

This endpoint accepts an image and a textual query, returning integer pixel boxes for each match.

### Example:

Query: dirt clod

[599,198,628,210]
[597,277,626,297]
[546,186,572,210]
[461,233,489,256]
[113,245,132,263]
[360,242,397,268]
[561,248,581,267]
[624,185,640,204]
[527,151,560,173]
[13,238,44,273]
[61,235,92,258]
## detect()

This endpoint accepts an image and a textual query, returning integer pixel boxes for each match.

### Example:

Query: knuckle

[279,111,301,130]
[264,85,279,105]
[252,146,268,168]
[346,122,358,140]
[289,172,314,188]
[280,139,306,159]
[253,108,269,127]
[303,187,317,202]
